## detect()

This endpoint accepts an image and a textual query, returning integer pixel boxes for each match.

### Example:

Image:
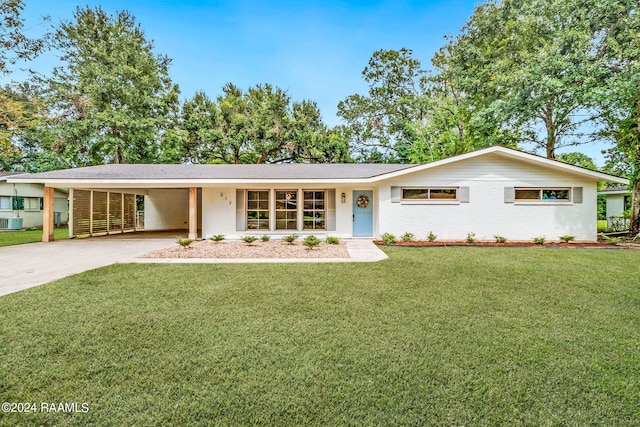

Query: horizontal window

[515,188,570,202]
[402,187,457,201]
[24,197,42,210]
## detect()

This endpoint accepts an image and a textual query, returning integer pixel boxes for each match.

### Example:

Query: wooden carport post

[188,187,197,240]
[42,186,55,242]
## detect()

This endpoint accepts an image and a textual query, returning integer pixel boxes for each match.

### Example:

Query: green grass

[597,219,607,232]
[1,247,639,425]
[0,228,69,247]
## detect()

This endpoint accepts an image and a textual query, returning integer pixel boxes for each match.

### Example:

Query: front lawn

[0,227,68,247]
[0,247,639,425]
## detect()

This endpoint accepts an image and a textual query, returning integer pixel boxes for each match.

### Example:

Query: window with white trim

[303,191,325,230]
[275,190,297,230]
[23,197,42,211]
[0,196,10,209]
[515,188,570,201]
[402,187,458,200]
[247,190,269,230]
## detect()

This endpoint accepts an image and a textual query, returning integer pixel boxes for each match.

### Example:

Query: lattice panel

[92,191,108,234]
[108,193,122,232]
[72,190,91,236]
[123,193,136,231]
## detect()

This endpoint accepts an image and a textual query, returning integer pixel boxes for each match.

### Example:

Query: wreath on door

[356,194,369,208]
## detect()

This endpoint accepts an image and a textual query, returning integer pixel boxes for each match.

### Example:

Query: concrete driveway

[0,237,174,297]
[0,236,387,297]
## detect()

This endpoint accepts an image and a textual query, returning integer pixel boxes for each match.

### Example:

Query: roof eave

[7,177,376,187]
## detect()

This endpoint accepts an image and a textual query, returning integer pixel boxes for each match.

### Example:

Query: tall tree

[177,83,349,164]
[337,48,428,162]
[0,0,47,170]
[589,0,640,235]
[435,0,597,159]
[0,82,46,170]
[0,0,45,75]
[338,48,509,163]
[38,6,179,166]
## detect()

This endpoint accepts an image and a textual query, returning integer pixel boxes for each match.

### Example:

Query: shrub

[325,236,340,245]
[209,234,225,243]
[260,235,271,242]
[427,231,437,242]
[533,236,546,245]
[380,232,396,244]
[176,237,194,249]
[494,235,507,243]
[242,235,258,245]
[283,234,298,244]
[303,235,320,249]
[466,232,476,243]
[603,235,622,245]
[559,235,575,243]
[401,232,415,242]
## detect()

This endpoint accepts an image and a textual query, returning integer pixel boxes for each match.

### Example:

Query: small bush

[466,232,476,243]
[303,235,320,249]
[401,232,415,242]
[283,234,298,244]
[260,235,271,242]
[209,234,225,243]
[242,235,258,245]
[494,235,507,243]
[325,236,340,245]
[597,220,607,233]
[533,236,546,245]
[559,235,575,243]
[380,232,396,244]
[603,235,622,245]
[176,237,194,249]
[427,231,437,242]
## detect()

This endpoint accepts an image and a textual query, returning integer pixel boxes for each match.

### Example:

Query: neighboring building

[0,172,69,229]
[8,146,628,242]
[598,186,631,230]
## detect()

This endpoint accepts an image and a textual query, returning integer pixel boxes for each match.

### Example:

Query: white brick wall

[377,154,598,241]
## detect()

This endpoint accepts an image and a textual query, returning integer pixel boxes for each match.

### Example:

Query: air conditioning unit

[0,217,23,230]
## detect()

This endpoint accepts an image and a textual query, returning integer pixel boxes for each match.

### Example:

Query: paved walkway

[0,238,387,296]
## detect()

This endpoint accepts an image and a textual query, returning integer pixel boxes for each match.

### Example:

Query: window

[0,196,10,210]
[275,190,297,230]
[24,197,41,211]
[624,195,631,211]
[247,190,269,230]
[515,188,570,201]
[402,187,457,200]
[303,191,325,230]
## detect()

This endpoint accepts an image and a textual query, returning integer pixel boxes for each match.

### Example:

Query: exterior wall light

[341,192,346,203]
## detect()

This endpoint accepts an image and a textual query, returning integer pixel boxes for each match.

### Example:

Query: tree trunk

[631,108,640,236]
[631,179,640,236]
[544,110,556,159]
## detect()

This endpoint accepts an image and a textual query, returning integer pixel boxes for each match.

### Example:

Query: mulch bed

[139,240,350,259]
[374,240,640,249]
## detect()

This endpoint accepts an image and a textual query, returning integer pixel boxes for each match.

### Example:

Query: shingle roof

[8,163,415,181]
[0,171,23,181]
[598,185,629,193]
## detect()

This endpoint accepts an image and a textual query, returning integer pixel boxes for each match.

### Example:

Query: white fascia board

[370,146,630,184]
[598,189,630,195]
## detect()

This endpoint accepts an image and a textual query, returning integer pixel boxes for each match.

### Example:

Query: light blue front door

[353,190,373,237]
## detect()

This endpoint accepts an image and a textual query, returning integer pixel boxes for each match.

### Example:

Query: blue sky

[13,0,610,164]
